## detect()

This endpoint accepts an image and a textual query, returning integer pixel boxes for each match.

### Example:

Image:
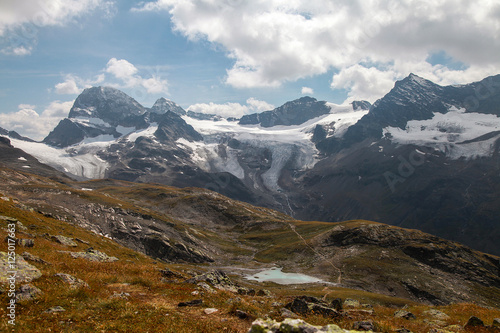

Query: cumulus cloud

[54,58,168,95]
[0,0,115,55]
[301,87,314,95]
[0,101,73,140]
[135,0,500,101]
[187,98,274,118]
[105,58,169,94]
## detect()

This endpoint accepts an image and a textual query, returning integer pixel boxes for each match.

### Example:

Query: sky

[0,0,500,140]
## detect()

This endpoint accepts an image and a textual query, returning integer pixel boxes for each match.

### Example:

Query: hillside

[0,162,500,331]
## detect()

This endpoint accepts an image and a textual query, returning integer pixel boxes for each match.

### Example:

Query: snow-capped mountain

[4,73,500,255]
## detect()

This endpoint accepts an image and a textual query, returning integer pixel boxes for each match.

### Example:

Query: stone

[281,308,299,319]
[185,270,237,292]
[110,292,130,299]
[310,304,340,318]
[197,282,215,293]
[17,238,34,247]
[52,235,78,247]
[396,329,412,333]
[21,252,51,265]
[44,306,66,314]
[256,289,272,297]
[330,298,343,311]
[248,318,358,333]
[69,248,118,262]
[54,273,89,289]
[0,252,42,283]
[285,296,339,318]
[178,299,203,307]
[235,309,251,320]
[343,298,361,308]
[423,309,450,321]
[204,308,218,315]
[75,238,90,245]
[16,284,43,302]
[493,318,500,328]
[464,316,484,328]
[159,268,184,279]
[394,309,416,320]
[353,321,375,331]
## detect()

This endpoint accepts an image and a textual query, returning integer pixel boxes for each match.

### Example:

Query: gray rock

[43,306,66,313]
[17,238,34,247]
[22,252,51,265]
[235,309,251,320]
[0,252,42,283]
[423,309,450,321]
[280,308,299,319]
[178,299,203,307]
[204,308,218,315]
[51,235,78,247]
[492,318,500,327]
[285,296,339,318]
[16,284,43,302]
[256,289,272,297]
[54,273,89,289]
[394,309,416,320]
[70,248,118,262]
[185,270,237,292]
[343,298,361,308]
[353,321,375,331]
[159,268,184,279]
[248,318,362,333]
[464,316,484,328]
[110,292,130,299]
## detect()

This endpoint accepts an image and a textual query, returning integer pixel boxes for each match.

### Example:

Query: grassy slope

[0,167,500,332]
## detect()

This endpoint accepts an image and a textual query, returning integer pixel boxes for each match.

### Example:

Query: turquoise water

[244,267,323,285]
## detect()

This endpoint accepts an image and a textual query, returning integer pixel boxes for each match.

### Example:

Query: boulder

[22,252,51,265]
[353,321,375,331]
[16,284,43,302]
[464,316,484,328]
[394,309,416,320]
[51,235,78,247]
[248,318,365,333]
[43,306,66,314]
[423,309,450,321]
[204,308,218,315]
[54,273,89,289]
[69,248,118,262]
[0,252,42,283]
[492,318,500,328]
[343,298,361,308]
[178,299,203,307]
[285,296,340,318]
[185,270,238,292]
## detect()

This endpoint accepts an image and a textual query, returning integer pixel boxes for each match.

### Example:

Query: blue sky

[1,0,500,140]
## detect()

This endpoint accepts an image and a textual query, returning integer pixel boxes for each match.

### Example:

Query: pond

[244,267,324,285]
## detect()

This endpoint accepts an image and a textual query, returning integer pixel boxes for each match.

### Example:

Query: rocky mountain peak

[68,86,145,125]
[151,97,186,116]
[239,96,331,127]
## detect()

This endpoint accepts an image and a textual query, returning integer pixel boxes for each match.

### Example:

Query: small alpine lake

[244,267,325,285]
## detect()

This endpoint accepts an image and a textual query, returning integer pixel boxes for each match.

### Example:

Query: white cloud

[0,0,115,55]
[0,101,73,140]
[246,98,274,112]
[55,76,81,94]
[187,98,274,118]
[105,58,169,94]
[301,87,314,95]
[135,0,500,101]
[54,59,168,96]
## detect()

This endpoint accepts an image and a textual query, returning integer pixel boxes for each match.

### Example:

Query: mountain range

[3,73,500,256]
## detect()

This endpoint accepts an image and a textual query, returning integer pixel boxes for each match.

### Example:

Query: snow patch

[10,139,109,179]
[384,107,500,159]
